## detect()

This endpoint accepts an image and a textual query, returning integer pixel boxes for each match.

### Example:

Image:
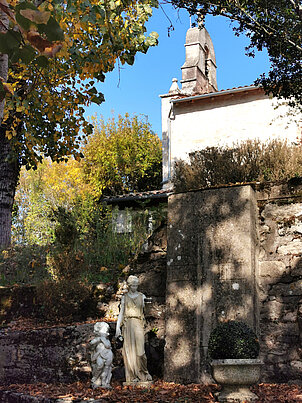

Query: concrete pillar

[164,185,259,383]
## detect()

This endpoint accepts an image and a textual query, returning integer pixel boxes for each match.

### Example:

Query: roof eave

[170,85,262,105]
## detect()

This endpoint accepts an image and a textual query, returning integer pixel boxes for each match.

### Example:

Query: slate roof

[102,188,173,205]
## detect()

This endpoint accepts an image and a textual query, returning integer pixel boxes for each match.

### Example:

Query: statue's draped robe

[122,292,150,382]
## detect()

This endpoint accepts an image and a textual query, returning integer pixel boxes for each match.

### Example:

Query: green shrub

[5,198,166,288]
[208,321,260,359]
[52,205,163,284]
[36,279,98,323]
[173,139,302,192]
[0,245,50,286]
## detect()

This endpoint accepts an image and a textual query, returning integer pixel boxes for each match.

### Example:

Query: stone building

[161,26,301,189]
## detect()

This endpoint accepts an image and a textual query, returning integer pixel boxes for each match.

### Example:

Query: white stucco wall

[162,88,301,185]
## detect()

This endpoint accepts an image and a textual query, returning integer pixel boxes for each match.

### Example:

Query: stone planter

[211,359,262,402]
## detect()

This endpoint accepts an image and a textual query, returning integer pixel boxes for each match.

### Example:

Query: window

[112,210,132,233]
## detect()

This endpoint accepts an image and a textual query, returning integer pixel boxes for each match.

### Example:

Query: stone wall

[257,183,302,383]
[117,222,167,378]
[163,182,301,384]
[0,323,97,385]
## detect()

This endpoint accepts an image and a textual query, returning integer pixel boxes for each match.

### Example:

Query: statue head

[127,275,139,292]
[94,321,110,337]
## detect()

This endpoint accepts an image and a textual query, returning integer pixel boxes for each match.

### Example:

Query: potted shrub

[208,320,262,402]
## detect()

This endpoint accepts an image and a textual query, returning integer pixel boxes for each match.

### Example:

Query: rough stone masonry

[164,183,301,384]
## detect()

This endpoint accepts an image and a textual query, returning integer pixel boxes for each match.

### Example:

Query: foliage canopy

[83,114,162,197]
[0,0,159,168]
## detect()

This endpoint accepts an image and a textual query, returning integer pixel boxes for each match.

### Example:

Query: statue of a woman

[115,275,152,385]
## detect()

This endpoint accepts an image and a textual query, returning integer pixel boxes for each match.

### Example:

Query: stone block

[259,261,286,278]
[261,203,302,221]
[291,258,302,277]
[166,264,197,282]
[261,362,293,383]
[261,322,300,338]
[260,219,278,254]
[270,280,302,297]
[136,271,167,298]
[277,240,302,255]
[282,311,297,322]
[291,360,302,373]
[260,300,283,321]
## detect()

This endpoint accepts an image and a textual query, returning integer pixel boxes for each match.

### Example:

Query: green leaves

[145,31,159,46]
[34,55,49,68]
[0,29,36,64]
[11,1,64,56]
[91,94,105,105]
[17,45,36,64]
[37,17,64,42]
[15,1,37,31]
[0,30,22,56]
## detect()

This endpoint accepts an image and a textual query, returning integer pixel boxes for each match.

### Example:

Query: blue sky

[84,4,271,138]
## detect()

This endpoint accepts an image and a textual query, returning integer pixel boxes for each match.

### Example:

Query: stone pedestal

[164,185,259,383]
[212,359,262,402]
[123,381,153,388]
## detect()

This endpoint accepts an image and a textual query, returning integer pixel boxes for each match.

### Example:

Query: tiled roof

[218,85,258,93]
[102,188,173,204]
[172,85,262,103]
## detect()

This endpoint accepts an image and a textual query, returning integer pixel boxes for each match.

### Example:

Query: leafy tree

[12,158,89,244]
[169,0,302,108]
[0,0,159,248]
[12,114,162,243]
[83,114,162,197]
[12,163,52,245]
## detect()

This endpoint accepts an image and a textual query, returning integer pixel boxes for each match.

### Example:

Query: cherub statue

[90,322,113,389]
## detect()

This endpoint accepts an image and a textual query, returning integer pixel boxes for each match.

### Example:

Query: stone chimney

[181,26,218,94]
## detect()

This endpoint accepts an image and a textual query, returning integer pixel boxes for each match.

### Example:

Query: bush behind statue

[173,139,302,192]
[208,321,260,360]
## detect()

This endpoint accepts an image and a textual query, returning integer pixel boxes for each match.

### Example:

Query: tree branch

[232,4,302,52]
[287,0,302,20]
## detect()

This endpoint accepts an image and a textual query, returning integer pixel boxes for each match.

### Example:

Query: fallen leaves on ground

[252,383,302,402]
[0,381,301,402]
[0,380,218,402]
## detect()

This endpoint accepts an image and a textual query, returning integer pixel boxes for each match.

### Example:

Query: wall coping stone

[169,178,302,203]
[0,390,99,402]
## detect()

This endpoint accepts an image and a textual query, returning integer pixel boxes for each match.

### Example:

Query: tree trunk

[0,3,9,123]
[0,132,20,248]
[0,4,14,248]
